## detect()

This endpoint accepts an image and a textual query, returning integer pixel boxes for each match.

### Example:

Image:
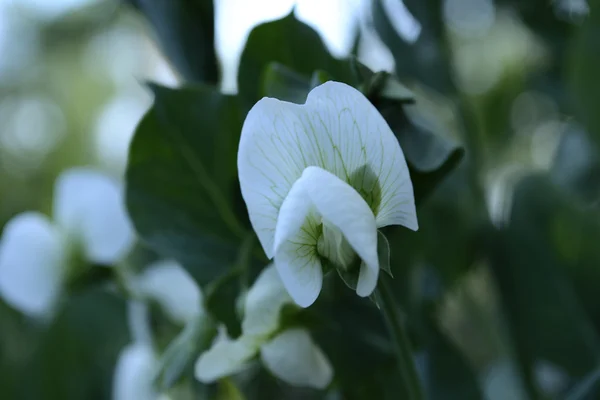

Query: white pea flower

[114,261,202,400]
[134,259,204,325]
[195,265,332,389]
[238,81,417,307]
[0,167,135,318]
[113,342,161,400]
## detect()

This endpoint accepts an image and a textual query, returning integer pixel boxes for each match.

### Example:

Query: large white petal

[273,204,323,308]
[242,264,293,336]
[53,167,135,265]
[195,334,259,383]
[260,328,333,389]
[301,166,379,297]
[271,173,323,307]
[238,97,311,259]
[0,212,67,318]
[135,260,203,325]
[112,342,159,400]
[238,81,417,259]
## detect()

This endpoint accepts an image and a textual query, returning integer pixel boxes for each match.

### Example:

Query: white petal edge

[301,166,379,297]
[53,167,135,265]
[242,264,293,336]
[195,335,259,383]
[135,260,203,325]
[0,212,67,318]
[238,81,418,261]
[357,261,379,298]
[260,328,333,389]
[112,342,159,400]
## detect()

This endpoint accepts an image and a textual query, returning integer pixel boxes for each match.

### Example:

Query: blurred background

[1,0,599,399]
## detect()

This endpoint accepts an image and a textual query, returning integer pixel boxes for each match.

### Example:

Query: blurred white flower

[195,265,332,389]
[238,81,417,307]
[482,359,528,400]
[379,0,422,43]
[114,261,204,400]
[112,342,160,400]
[134,259,204,326]
[484,164,529,228]
[0,167,135,318]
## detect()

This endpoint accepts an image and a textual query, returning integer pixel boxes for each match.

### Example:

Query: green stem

[237,233,255,290]
[376,277,425,400]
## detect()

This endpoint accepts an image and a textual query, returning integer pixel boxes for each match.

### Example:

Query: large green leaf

[16,288,129,400]
[237,12,356,109]
[126,84,250,284]
[125,0,219,84]
[486,175,600,396]
[570,0,600,153]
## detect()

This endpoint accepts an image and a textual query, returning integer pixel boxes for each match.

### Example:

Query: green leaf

[0,301,35,399]
[312,277,395,399]
[337,267,359,292]
[334,231,391,297]
[372,0,455,95]
[419,323,484,400]
[378,100,464,205]
[126,83,249,284]
[204,268,244,338]
[153,315,216,392]
[570,0,600,152]
[234,364,327,400]
[501,0,575,104]
[261,62,311,104]
[486,175,600,393]
[551,125,600,204]
[382,163,485,314]
[17,288,129,400]
[403,256,485,399]
[378,231,393,278]
[350,59,414,103]
[216,378,246,400]
[237,12,356,109]
[125,0,219,84]
[309,70,332,89]
[379,75,415,102]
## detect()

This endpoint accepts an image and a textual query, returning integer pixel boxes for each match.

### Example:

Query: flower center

[316,219,356,271]
[349,164,382,217]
